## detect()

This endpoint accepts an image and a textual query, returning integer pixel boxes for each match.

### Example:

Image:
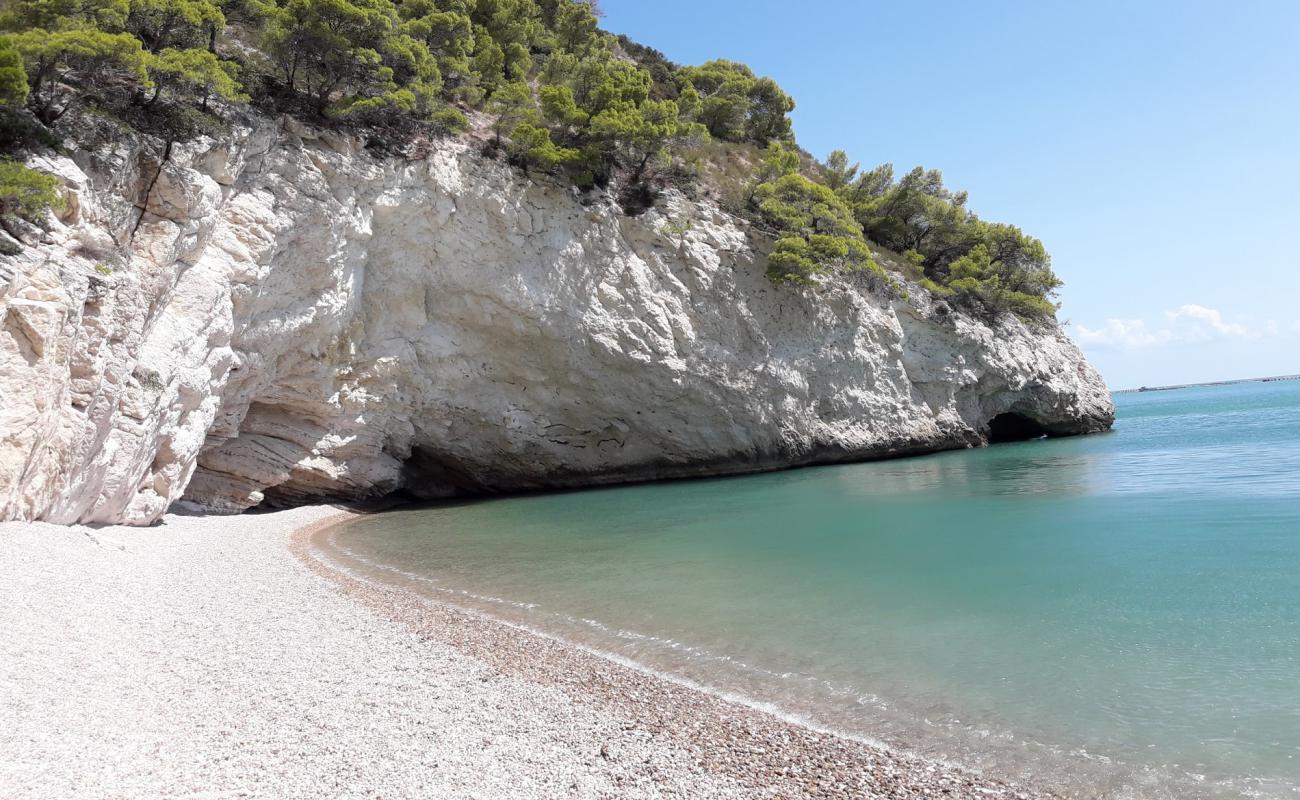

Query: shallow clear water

[320,380,1300,798]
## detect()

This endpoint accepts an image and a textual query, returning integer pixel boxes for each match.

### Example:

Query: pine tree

[147,47,245,109]
[0,37,29,108]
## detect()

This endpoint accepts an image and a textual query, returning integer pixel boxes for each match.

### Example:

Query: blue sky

[600,0,1300,389]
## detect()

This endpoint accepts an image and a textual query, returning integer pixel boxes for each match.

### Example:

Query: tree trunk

[629,151,650,183]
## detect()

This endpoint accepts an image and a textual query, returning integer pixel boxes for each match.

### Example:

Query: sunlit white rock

[0,120,1113,525]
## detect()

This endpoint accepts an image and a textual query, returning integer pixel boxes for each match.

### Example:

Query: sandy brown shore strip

[1,506,1051,799]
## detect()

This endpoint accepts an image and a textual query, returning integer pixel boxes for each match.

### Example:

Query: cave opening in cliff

[986,412,1050,444]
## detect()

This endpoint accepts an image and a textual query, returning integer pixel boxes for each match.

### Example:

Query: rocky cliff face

[0,118,1114,525]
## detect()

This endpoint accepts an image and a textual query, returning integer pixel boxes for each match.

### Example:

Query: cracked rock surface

[0,118,1113,525]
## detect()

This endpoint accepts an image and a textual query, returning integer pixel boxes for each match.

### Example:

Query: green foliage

[0,0,483,133]
[900,248,925,280]
[677,60,746,141]
[468,25,505,95]
[0,0,1063,317]
[754,173,859,239]
[467,0,540,95]
[587,97,688,176]
[844,165,974,260]
[0,0,753,186]
[942,243,1060,318]
[812,153,1061,317]
[382,31,439,95]
[1,0,131,32]
[0,158,62,225]
[746,75,794,143]
[333,85,414,119]
[613,34,678,100]
[747,139,796,201]
[0,0,254,133]
[766,236,817,283]
[550,0,597,54]
[9,27,151,123]
[265,0,397,112]
[127,0,225,53]
[148,47,245,108]
[398,0,473,99]
[675,79,699,117]
[219,0,277,27]
[0,37,29,108]
[752,172,875,284]
[660,216,692,242]
[427,103,467,133]
[676,59,793,144]
[484,79,536,143]
[506,120,578,173]
[470,0,543,55]
[821,149,857,191]
[535,47,707,185]
[541,49,650,122]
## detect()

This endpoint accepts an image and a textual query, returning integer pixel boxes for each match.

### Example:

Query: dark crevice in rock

[129,139,174,244]
[986,412,1050,444]
[400,446,495,499]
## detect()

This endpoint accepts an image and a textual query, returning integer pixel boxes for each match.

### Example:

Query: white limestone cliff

[0,118,1113,525]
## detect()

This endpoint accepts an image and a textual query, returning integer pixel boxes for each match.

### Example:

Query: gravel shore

[1,506,1048,799]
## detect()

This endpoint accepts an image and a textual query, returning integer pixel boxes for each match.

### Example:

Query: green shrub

[9,28,151,124]
[676,59,793,145]
[753,173,879,284]
[822,154,1062,318]
[146,47,246,110]
[428,105,468,135]
[660,217,692,242]
[0,158,62,225]
[766,235,819,283]
[0,36,28,108]
[939,244,1060,319]
[506,120,578,173]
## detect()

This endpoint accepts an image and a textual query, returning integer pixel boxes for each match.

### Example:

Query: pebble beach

[0,506,1046,799]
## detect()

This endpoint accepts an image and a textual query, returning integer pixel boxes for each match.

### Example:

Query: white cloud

[1074,319,1171,349]
[1292,321,1300,333]
[1073,305,1273,351]
[1163,304,1249,340]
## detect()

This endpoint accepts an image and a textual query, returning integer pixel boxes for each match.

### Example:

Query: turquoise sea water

[319,381,1300,798]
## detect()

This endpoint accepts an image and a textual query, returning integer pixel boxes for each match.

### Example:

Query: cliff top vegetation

[0,0,1060,320]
